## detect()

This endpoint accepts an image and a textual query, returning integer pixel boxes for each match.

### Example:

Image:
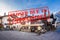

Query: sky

[0,0,60,16]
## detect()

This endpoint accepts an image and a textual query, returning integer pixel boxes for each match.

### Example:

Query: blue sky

[0,0,60,16]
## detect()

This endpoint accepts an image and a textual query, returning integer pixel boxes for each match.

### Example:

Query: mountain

[55,11,60,22]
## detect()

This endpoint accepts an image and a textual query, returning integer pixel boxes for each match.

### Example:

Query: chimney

[4,12,6,16]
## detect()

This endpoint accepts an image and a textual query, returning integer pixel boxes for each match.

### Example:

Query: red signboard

[8,6,50,24]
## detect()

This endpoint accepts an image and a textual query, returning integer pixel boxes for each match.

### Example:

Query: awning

[21,24,44,27]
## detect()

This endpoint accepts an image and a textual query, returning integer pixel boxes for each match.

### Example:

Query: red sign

[8,6,50,24]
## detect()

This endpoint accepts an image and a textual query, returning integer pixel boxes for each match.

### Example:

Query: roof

[2,15,8,17]
[0,16,3,19]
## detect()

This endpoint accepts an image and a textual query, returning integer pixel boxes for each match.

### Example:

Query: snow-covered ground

[0,26,60,40]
